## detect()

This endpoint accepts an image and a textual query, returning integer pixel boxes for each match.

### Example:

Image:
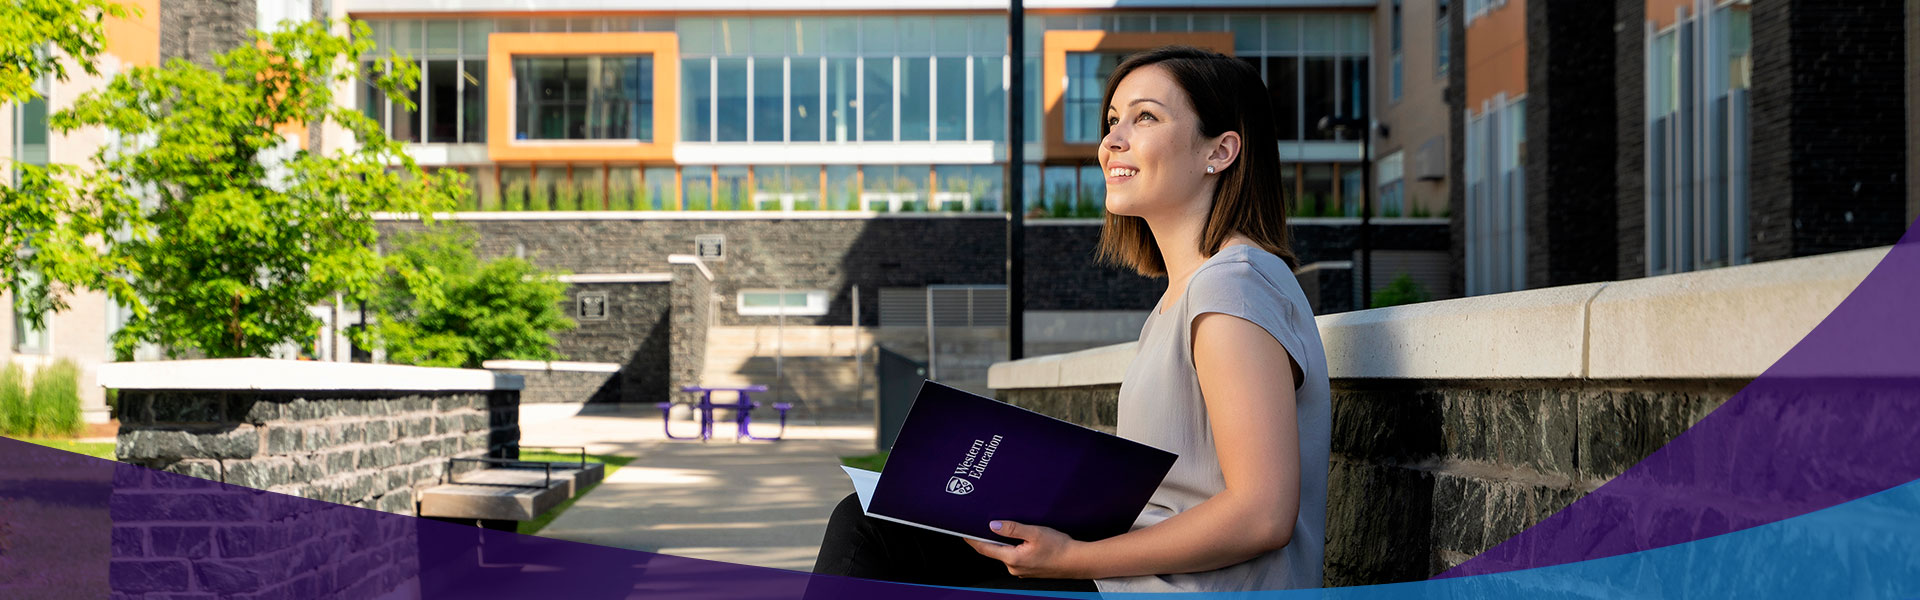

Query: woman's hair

[1094,46,1300,276]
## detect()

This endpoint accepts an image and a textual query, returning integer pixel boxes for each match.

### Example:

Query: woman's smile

[1107,163,1140,184]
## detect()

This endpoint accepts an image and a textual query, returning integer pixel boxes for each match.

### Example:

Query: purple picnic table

[657,385,790,442]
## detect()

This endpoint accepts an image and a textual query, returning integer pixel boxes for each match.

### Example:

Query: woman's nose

[1104,128,1128,152]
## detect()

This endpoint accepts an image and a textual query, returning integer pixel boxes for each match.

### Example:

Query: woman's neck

[1149,211,1213,286]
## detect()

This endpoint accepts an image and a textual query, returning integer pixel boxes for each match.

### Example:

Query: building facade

[1446,0,1915,297]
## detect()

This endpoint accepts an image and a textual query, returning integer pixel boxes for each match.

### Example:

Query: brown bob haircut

[1095,46,1299,276]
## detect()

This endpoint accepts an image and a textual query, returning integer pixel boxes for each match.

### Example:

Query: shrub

[503,181,528,211]
[607,185,634,211]
[0,364,26,436]
[1410,203,1431,218]
[580,183,605,210]
[528,181,551,211]
[27,360,81,437]
[1370,273,1432,309]
[553,181,579,211]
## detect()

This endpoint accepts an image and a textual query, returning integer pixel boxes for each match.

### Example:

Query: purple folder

[849,380,1177,546]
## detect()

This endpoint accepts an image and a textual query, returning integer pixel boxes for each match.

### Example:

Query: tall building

[1445,0,1914,297]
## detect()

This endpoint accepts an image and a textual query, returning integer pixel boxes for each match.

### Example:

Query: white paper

[838,466,1009,546]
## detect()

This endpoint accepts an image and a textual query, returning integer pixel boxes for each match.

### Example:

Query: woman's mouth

[1107,166,1138,183]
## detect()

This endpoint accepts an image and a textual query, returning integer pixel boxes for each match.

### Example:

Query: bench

[417,445,606,531]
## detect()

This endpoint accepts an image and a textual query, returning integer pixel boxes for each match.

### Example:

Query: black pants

[811,493,1098,592]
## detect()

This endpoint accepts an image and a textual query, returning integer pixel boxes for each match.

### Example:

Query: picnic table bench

[657,384,792,442]
[417,445,605,531]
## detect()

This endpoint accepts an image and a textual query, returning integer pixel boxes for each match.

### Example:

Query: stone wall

[490,368,620,404]
[995,379,1736,585]
[669,259,714,404]
[557,281,672,403]
[114,389,520,514]
[988,247,1885,587]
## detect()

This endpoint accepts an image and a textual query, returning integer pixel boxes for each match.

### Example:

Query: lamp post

[1318,115,1373,310]
[1007,0,1026,360]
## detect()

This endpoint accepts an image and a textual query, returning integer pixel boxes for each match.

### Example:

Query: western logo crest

[945,476,974,495]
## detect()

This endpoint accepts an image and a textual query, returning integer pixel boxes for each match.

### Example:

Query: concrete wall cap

[97,358,524,391]
[666,255,715,281]
[556,273,672,284]
[991,245,1892,386]
[481,360,623,373]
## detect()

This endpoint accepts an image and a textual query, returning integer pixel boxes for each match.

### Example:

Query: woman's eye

[1137,112,1157,122]
[1106,115,1119,126]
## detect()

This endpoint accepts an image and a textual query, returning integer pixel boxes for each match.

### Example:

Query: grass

[840,451,888,473]
[518,450,635,535]
[10,437,115,461]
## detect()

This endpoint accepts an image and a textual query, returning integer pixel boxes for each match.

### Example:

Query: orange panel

[105,0,161,68]
[486,32,679,163]
[1041,31,1234,161]
[1464,1,1527,111]
[1645,0,1696,30]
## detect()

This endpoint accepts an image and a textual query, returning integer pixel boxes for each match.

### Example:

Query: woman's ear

[1207,131,1243,173]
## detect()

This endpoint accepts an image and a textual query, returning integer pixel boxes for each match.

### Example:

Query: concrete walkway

[518,404,875,572]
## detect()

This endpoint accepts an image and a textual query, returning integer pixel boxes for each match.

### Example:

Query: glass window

[391,20,422,56]
[824,18,857,55]
[900,57,931,141]
[1302,164,1335,216]
[793,17,823,56]
[1340,163,1365,217]
[935,57,967,141]
[644,166,677,210]
[1114,15,1152,32]
[1065,53,1125,144]
[568,18,599,33]
[787,166,823,209]
[934,165,971,211]
[461,59,486,142]
[933,16,969,54]
[1266,15,1299,53]
[969,164,1005,212]
[1341,14,1371,54]
[425,21,458,56]
[860,17,896,54]
[1192,14,1227,32]
[753,57,784,142]
[972,56,1004,142]
[752,18,788,57]
[680,19,718,56]
[718,18,747,56]
[533,166,565,210]
[360,62,387,132]
[1020,163,1041,216]
[608,166,641,210]
[500,166,532,210]
[861,57,894,141]
[1267,56,1299,140]
[533,19,565,33]
[682,58,711,141]
[791,57,822,142]
[1436,0,1451,77]
[826,165,858,210]
[1303,15,1337,52]
[1077,165,1106,217]
[1340,56,1370,135]
[1042,165,1076,217]
[425,60,459,142]
[970,16,1006,55]
[392,71,421,142]
[1230,15,1263,53]
[716,58,748,141]
[1303,57,1336,140]
[496,19,529,34]
[737,290,829,316]
[11,276,48,354]
[574,165,606,209]
[513,56,652,140]
[715,166,749,210]
[899,17,934,54]
[1152,14,1188,33]
[683,167,714,210]
[827,57,858,142]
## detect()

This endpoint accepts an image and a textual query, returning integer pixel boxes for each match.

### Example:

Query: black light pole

[1007,1,1026,360]
[1318,116,1372,310]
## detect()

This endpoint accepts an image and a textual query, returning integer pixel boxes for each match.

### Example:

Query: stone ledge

[481,360,623,373]
[99,359,524,392]
[990,245,1891,387]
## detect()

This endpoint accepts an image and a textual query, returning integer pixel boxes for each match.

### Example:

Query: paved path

[518,404,874,572]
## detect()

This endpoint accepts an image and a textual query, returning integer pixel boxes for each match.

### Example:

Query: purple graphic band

[1442,219,1920,578]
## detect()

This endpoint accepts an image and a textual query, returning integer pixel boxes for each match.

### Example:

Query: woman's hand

[963,521,1088,579]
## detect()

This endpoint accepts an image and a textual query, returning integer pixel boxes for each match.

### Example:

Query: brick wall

[161,0,253,68]
[115,390,520,513]
[556,281,672,403]
[669,260,714,404]
[109,387,518,597]
[996,378,1740,586]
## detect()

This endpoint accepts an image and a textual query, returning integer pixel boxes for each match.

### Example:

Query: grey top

[1095,243,1332,594]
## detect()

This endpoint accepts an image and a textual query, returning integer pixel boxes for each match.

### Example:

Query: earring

[1206,165,1216,174]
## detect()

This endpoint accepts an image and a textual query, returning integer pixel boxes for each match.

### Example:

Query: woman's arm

[968,311,1302,579]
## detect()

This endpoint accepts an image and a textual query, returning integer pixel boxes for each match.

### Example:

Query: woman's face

[1099,64,1215,219]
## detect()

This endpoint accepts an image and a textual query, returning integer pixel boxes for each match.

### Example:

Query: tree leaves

[365,225,576,369]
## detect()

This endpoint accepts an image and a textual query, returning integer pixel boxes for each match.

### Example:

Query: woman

[812,46,1331,594]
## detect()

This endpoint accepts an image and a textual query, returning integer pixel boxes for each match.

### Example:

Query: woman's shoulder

[1188,244,1294,299]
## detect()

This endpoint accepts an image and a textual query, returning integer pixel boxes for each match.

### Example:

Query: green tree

[0,0,141,329]
[365,225,574,368]
[53,19,464,359]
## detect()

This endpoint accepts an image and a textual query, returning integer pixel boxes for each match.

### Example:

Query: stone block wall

[114,389,521,514]
[493,369,620,404]
[995,378,1740,586]
[557,281,672,403]
[670,260,714,404]
[109,463,419,598]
